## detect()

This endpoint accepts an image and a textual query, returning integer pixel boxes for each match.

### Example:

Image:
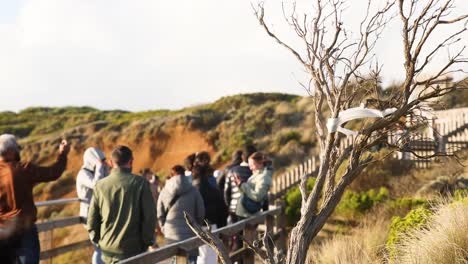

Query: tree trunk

[285,171,358,264]
[285,225,311,264]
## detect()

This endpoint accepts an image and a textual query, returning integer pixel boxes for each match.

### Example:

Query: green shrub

[33,182,47,197]
[0,123,35,137]
[189,108,223,130]
[454,189,468,202]
[335,187,389,217]
[231,131,253,146]
[275,130,301,147]
[211,93,298,113]
[386,207,433,258]
[285,177,316,226]
[44,171,76,200]
[389,197,429,211]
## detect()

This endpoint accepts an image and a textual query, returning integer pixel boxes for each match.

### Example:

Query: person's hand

[59,139,70,155]
[233,173,242,186]
[148,243,159,251]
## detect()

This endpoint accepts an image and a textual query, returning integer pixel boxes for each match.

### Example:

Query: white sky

[0,0,466,112]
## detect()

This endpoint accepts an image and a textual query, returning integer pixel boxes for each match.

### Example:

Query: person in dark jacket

[194,151,217,188]
[140,168,161,244]
[192,165,228,264]
[224,145,256,251]
[0,134,70,264]
[224,145,257,221]
[192,165,228,228]
[184,153,196,183]
[217,149,243,201]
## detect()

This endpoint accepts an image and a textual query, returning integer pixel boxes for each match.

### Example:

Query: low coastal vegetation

[293,149,468,263]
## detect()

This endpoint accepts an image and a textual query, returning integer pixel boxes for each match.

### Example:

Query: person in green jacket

[233,152,273,218]
[87,146,156,264]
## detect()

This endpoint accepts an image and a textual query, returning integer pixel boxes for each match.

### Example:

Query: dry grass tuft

[392,200,468,264]
[309,219,389,264]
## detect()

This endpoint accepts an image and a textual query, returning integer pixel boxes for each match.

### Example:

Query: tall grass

[310,219,389,264]
[392,200,468,264]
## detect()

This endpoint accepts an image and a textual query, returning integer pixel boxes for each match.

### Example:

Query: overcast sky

[0,0,466,112]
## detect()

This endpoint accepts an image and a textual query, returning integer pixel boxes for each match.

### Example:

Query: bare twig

[183,212,232,264]
[241,235,270,261]
[240,231,278,264]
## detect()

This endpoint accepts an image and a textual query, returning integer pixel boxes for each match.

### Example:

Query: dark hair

[140,168,153,176]
[195,151,211,167]
[184,153,196,171]
[171,165,185,177]
[191,164,204,181]
[242,145,257,162]
[249,152,272,167]
[111,145,133,167]
[231,149,243,166]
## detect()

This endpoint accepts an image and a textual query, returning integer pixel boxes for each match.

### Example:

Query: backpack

[241,195,263,214]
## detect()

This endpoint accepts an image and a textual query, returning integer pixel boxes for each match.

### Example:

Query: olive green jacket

[87,168,156,257]
[236,168,273,218]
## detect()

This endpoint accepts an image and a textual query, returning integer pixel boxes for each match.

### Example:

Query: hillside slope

[1,93,318,202]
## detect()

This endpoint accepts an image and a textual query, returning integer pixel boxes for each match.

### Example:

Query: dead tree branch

[240,231,279,264]
[183,212,232,264]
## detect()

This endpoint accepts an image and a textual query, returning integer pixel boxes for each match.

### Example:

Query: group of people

[0,133,273,264]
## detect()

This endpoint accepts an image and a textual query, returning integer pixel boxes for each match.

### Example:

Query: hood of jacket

[82,147,106,172]
[164,174,193,198]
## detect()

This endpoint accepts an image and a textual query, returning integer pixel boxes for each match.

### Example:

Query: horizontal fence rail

[35,197,80,207]
[35,198,85,262]
[119,207,284,264]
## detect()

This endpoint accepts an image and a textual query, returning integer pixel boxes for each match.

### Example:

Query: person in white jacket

[76,147,108,264]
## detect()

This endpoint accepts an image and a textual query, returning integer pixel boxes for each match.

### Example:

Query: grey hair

[0,134,20,157]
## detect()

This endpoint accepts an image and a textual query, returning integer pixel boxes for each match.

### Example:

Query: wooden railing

[120,206,287,264]
[338,108,468,168]
[36,198,91,262]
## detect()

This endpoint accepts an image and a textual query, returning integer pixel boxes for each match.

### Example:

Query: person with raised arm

[0,134,70,264]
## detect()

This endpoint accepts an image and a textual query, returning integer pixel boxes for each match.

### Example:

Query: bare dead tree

[251,0,468,263]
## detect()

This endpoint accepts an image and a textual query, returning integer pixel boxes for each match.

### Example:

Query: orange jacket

[0,153,67,235]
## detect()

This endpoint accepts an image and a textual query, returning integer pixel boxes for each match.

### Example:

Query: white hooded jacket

[76,147,108,220]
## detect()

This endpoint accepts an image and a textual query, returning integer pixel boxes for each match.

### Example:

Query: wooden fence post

[275,200,287,253]
[243,224,256,264]
[312,156,317,173]
[44,229,53,264]
[175,252,188,264]
[176,254,188,264]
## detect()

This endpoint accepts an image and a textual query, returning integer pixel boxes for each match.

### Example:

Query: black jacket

[193,179,229,227]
